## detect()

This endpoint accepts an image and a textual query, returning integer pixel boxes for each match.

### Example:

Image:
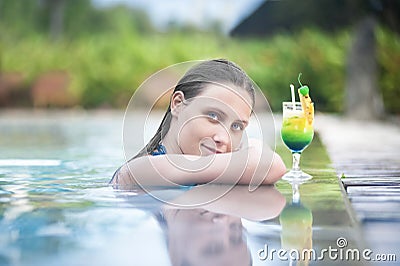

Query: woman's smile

[200,143,223,155]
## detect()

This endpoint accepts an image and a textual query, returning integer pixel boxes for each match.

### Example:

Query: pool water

[0,111,144,265]
[0,111,361,266]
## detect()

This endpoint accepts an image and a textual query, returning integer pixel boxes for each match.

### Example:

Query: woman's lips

[201,144,222,154]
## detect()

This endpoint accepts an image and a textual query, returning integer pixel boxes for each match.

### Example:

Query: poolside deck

[315,114,400,263]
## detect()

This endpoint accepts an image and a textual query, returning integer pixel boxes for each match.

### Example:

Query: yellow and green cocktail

[281,76,314,181]
[281,103,314,153]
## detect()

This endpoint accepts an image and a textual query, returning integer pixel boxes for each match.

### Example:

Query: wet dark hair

[132,59,255,159]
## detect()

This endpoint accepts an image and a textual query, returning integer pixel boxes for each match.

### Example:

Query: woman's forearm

[112,147,285,187]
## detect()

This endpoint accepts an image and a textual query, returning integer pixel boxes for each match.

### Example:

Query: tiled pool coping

[315,114,400,264]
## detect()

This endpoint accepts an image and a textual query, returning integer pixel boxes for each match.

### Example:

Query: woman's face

[165,208,250,266]
[173,83,253,156]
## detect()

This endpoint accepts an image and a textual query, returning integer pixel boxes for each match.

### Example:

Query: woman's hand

[234,138,286,186]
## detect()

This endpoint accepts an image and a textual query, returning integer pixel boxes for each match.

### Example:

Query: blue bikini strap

[151,144,167,156]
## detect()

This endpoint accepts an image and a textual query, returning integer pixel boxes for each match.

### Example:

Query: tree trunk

[345,16,385,120]
[49,0,65,41]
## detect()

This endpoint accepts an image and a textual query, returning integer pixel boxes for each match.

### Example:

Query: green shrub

[0,26,399,113]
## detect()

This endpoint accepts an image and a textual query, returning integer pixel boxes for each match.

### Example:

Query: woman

[111,59,286,187]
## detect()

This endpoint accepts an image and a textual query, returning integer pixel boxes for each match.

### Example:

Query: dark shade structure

[230,0,400,37]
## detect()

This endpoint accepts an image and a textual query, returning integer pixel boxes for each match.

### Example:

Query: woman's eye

[231,123,244,131]
[207,112,219,121]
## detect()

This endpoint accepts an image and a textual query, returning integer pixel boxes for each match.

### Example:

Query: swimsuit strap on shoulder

[151,144,167,156]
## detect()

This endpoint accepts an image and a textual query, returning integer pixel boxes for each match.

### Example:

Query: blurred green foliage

[376,27,400,114]
[0,0,399,112]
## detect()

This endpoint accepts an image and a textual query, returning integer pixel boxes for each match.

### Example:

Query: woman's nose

[212,125,231,151]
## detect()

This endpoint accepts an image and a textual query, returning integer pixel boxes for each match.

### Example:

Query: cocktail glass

[281,102,314,181]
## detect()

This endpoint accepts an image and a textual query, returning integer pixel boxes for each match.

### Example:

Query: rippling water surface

[0,111,174,265]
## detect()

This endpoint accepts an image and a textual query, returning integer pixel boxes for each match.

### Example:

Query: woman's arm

[169,184,286,221]
[112,142,286,187]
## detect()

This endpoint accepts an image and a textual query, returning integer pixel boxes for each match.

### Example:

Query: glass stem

[292,152,301,171]
[292,183,300,203]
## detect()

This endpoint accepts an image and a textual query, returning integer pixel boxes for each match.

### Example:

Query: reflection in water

[159,208,249,266]
[280,180,313,266]
[154,185,286,266]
